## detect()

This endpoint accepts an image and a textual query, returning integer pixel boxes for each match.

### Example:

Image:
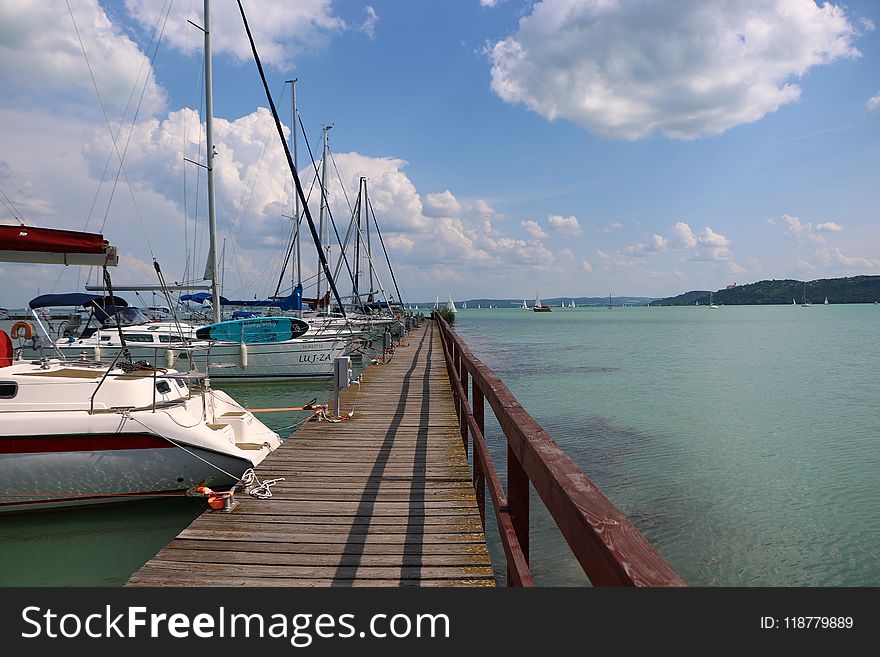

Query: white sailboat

[0,225,282,513]
[824,297,829,305]
[446,295,457,313]
[801,282,812,307]
[709,291,719,309]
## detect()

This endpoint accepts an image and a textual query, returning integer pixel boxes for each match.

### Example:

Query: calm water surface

[2,306,877,586]
[455,305,879,586]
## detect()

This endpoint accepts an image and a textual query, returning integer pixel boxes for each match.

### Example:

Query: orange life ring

[11,321,33,341]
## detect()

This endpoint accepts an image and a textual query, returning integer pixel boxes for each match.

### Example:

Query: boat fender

[166,349,176,368]
[10,321,33,341]
[94,345,102,361]
[239,343,248,368]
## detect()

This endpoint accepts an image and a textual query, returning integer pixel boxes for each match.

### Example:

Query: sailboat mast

[354,177,363,305]
[203,0,221,323]
[286,78,302,317]
[316,125,331,306]
[365,179,373,296]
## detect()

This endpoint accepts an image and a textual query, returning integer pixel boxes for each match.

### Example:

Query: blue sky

[1,0,878,307]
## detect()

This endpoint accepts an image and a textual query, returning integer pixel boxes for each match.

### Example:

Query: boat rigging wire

[296,118,360,317]
[0,189,26,225]
[367,197,406,306]
[64,0,167,261]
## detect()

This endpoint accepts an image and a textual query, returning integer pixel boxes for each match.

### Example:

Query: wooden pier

[128,321,495,587]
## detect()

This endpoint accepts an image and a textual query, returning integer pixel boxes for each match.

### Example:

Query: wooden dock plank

[128,321,494,587]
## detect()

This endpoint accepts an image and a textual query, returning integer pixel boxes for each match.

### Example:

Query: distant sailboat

[709,291,719,309]
[447,295,458,313]
[521,299,529,310]
[532,291,552,312]
[824,297,829,305]
[801,282,812,307]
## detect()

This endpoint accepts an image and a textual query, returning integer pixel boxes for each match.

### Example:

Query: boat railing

[433,311,686,587]
[87,345,208,415]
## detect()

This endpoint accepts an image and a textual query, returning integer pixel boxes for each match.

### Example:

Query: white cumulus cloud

[547,214,582,237]
[521,219,548,238]
[0,0,166,117]
[124,0,346,69]
[816,222,843,232]
[671,222,698,248]
[489,0,862,139]
[423,190,462,218]
[624,234,668,256]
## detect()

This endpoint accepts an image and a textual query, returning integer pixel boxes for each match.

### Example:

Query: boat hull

[44,337,351,381]
[0,432,254,513]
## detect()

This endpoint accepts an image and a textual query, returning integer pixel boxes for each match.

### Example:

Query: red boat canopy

[0,225,118,266]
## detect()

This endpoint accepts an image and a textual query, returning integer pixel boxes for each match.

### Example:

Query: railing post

[459,352,468,453]
[472,382,486,529]
[455,345,463,423]
[507,448,529,586]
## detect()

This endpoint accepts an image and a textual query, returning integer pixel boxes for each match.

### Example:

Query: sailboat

[824,297,829,305]
[0,226,282,513]
[446,295,458,313]
[709,291,719,309]
[532,291,552,312]
[801,282,812,307]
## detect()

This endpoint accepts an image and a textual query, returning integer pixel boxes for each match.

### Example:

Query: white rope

[239,468,284,499]
[346,377,361,418]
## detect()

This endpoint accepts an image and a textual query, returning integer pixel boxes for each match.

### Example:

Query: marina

[1,0,878,602]
[2,304,879,587]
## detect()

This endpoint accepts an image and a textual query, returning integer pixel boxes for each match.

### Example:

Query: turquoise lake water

[1,305,878,586]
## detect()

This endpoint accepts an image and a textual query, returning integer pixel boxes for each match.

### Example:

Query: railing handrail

[433,312,686,587]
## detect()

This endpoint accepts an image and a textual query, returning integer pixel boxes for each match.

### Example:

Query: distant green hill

[650,276,880,306]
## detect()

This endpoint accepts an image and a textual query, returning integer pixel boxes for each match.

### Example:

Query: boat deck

[127,321,495,587]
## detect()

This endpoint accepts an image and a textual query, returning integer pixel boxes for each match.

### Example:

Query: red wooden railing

[433,312,686,587]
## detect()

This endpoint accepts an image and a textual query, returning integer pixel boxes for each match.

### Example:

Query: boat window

[157,335,184,343]
[100,335,112,341]
[100,307,150,327]
[0,382,18,399]
[155,380,172,394]
[124,334,158,343]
